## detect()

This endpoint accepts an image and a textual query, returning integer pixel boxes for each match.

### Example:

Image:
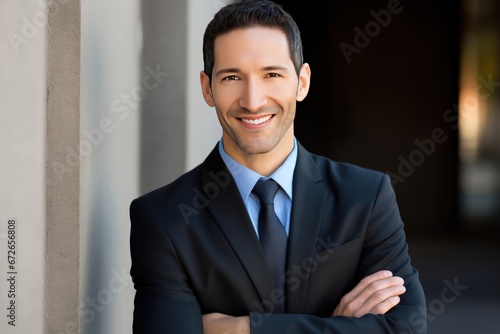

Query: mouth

[238,114,274,126]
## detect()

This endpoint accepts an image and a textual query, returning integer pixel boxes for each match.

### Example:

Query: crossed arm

[202,270,406,334]
[131,174,426,333]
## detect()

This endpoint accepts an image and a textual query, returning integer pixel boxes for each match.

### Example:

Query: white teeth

[241,115,272,125]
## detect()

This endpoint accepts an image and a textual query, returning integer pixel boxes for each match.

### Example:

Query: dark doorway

[275,0,461,235]
[275,1,500,332]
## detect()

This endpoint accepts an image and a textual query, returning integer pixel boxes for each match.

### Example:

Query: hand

[202,312,250,334]
[332,270,406,318]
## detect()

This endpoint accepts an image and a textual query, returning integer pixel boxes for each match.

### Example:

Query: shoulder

[299,145,388,190]
[130,164,203,222]
[316,154,384,182]
[296,145,394,211]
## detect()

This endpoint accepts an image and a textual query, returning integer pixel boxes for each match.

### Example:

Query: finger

[203,312,223,319]
[355,283,405,317]
[341,271,394,304]
[345,275,403,307]
[356,276,404,306]
[363,283,406,307]
[334,271,393,316]
[202,313,238,334]
[359,276,404,299]
[202,312,226,323]
[339,276,404,316]
[368,296,401,315]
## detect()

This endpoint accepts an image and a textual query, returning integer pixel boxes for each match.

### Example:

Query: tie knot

[253,179,280,205]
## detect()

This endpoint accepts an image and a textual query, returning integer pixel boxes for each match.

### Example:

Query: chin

[239,142,278,155]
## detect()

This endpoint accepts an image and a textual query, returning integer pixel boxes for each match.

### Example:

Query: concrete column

[45,0,81,333]
[185,0,232,169]
[2,0,232,333]
[79,0,141,332]
[140,0,187,193]
[0,1,47,333]
[140,0,232,191]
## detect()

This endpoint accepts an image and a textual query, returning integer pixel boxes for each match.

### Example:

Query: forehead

[213,27,292,68]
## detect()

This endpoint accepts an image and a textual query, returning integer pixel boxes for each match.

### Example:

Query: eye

[222,75,239,81]
[266,73,282,78]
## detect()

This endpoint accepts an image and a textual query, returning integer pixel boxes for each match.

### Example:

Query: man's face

[201,26,310,159]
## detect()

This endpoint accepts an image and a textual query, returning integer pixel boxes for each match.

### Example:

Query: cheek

[213,85,241,112]
[267,83,297,109]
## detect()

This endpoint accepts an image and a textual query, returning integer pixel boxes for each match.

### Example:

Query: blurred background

[276,0,500,333]
[1,0,499,333]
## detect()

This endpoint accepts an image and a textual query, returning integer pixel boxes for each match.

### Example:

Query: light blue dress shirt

[218,138,298,237]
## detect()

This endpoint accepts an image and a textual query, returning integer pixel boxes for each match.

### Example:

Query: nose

[239,78,267,112]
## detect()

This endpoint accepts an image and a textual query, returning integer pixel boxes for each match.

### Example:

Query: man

[130,1,426,333]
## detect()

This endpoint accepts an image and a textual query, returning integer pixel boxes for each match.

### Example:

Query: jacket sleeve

[249,174,427,333]
[130,198,203,334]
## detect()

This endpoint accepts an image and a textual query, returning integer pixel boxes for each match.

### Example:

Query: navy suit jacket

[130,142,426,333]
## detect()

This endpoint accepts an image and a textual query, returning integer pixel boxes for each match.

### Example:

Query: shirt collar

[218,138,298,203]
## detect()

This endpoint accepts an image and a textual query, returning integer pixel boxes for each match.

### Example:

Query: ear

[296,63,311,102]
[200,71,215,107]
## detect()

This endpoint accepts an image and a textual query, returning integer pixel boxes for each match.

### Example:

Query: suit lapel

[286,144,329,313]
[200,146,276,305]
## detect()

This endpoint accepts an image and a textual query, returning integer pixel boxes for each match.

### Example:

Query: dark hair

[203,0,303,82]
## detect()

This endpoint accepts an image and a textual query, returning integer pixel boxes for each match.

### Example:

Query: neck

[223,128,294,177]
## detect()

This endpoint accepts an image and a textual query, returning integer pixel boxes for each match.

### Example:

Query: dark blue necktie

[253,179,287,311]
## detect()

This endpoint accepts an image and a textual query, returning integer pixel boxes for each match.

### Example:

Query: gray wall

[0,1,46,333]
[80,0,141,332]
[1,0,226,333]
[1,0,81,333]
[80,0,226,333]
[140,0,223,193]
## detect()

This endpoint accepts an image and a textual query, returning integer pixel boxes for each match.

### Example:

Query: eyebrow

[214,65,290,78]
[215,68,241,78]
[262,65,289,73]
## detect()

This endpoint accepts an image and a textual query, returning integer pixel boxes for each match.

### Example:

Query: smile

[239,115,273,125]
